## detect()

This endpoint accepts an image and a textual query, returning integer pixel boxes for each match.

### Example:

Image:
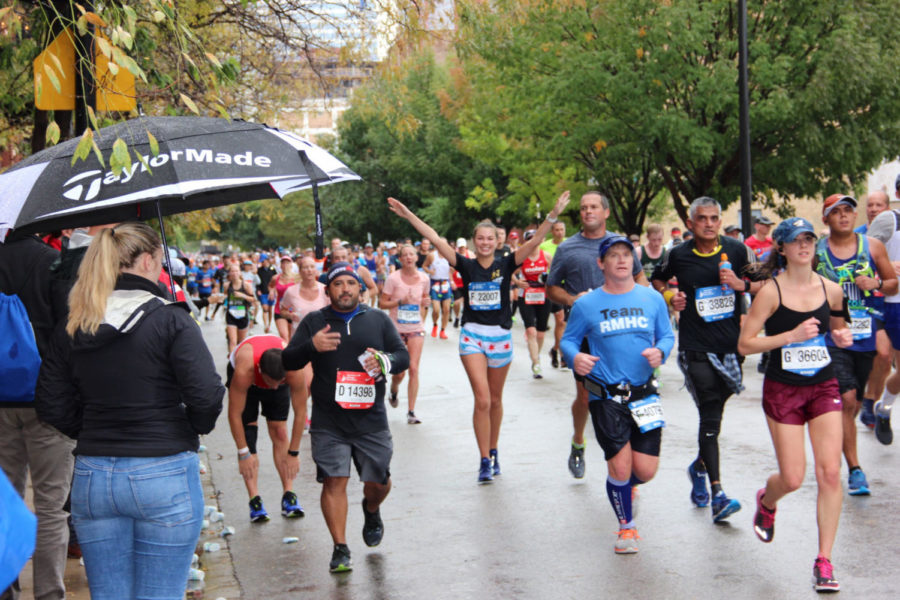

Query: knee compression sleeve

[244,424,259,454]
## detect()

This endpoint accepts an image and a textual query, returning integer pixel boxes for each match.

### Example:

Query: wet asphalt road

[197,313,900,599]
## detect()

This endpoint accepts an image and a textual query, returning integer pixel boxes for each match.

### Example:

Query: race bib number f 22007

[468,281,501,311]
[694,285,735,322]
[335,371,375,409]
[781,334,831,377]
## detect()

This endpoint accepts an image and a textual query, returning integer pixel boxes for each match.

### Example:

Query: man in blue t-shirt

[547,191,647,480]
[561,235,673,554]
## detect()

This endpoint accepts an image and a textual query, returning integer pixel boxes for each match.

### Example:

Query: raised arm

[514,191,571,265]
[387,197,458,267]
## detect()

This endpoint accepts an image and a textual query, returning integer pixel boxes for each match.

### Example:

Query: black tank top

[764,277,835,386]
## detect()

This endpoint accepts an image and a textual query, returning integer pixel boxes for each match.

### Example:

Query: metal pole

[74,1,96,134]
[155,201,177,299]
[738,0,752,237]
[312,181,324,259]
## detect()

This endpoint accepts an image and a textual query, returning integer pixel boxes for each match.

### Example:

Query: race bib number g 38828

[628,394,665,433]
[397,303,421,324]
[335,371,375,409]
[781,334,831,377]
[468,281,501,311]
[694,285,735,322]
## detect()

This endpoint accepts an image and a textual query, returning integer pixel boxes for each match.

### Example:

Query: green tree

[456,0,900,229]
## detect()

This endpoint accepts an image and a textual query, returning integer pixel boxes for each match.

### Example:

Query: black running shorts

[225,363,290,423]
[589,399,662,461]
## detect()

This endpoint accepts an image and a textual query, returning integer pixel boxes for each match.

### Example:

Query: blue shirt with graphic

[560,285,674,394]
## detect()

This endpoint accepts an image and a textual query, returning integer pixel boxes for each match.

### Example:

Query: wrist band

[287,450,299,457]
[662,289,675,306]
[237,447,250,456]
[547,216,558,224]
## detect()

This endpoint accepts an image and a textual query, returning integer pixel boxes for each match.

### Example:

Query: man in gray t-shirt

[547,192,648,480]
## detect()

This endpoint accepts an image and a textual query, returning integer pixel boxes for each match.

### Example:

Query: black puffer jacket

[35,274,224,456]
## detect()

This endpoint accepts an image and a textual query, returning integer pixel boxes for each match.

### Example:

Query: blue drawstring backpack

[0,293,41,403]
[0,468,37,591]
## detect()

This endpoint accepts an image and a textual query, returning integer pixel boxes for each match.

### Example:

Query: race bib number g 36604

[397,303,421,324]
[694,285,735,322]
[628,394,665,433]
[781,334,831,377]
[335,371,375,409]
[468,281,501,311]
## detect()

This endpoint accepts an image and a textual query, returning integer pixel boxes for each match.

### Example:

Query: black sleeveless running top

[764,277,835,386]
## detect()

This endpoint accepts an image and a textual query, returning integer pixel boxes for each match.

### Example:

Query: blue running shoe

[847,468,870,496]
[478,457,493,483]
[490,449,501,477]
[281,491,304,518]
[711,491,741,523]
[249,495,270,523]
[860,398,876,429]
[687,463,710,508]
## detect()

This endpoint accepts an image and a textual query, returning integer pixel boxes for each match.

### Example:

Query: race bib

[781,334,831,377]
[524,289,546,305]
[628,394,665,433]
[201,277,212,288]
[468,281,501,311]
[397,303,421,324]
[335,371,375,409]
[694,285,735,322]
[228,305,246,319]
[188,273,196,282]
[849,308,872,340]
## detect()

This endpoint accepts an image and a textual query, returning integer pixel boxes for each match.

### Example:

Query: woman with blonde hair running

[738,218,852,593]
[223,262,255,355]
[35,222,223,600]
[380,244,431,424]
[388,191,571,482]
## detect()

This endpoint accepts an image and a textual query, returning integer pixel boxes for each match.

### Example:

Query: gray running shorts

[310,427,393,484]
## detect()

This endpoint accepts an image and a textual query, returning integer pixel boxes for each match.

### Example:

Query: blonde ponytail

[66,223,161,336]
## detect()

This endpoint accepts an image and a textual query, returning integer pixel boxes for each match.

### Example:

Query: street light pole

[738,0,752,237]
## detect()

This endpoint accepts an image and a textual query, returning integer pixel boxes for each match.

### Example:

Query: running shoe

[431,325,438,338]
[568,443,585,479]
[847,468,870,496]
[439,329,448,340]
[550,348,559,369]
[388,390,399,408]
[281,491,305,518]
[874,400,893,445]
[249,495,270,523]
[532,363,543,379]
[407,411,422,424]
[860,398,876,429]
[329,544,352,573]
[753,488,776,542]
[361,498,384,547]
[489,448,501,476]
[560,356,569,369]
[812,555,840,592]
[711,491,741,523]
[614,528,640,554]
[687,462,710,508]
[478,457,493,483]
[453,317,460,328]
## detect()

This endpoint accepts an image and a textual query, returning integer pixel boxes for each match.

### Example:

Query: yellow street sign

[33,28,136,112]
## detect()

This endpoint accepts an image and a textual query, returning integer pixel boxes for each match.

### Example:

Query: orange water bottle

[719,253,731,291]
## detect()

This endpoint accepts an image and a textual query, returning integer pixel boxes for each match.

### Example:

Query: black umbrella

[0,117,361,259]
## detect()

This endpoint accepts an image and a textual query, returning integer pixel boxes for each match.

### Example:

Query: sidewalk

[16,444,241,599]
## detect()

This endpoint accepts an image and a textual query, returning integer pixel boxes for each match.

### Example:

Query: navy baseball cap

[598,235,634,259]
[772,218,817,244]
[326,262,361,285]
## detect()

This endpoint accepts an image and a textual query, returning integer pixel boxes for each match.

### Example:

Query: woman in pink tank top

[269,256,300,343]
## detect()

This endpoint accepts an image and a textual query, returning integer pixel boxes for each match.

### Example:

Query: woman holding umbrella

[34,222,223,600]
[387,192,571,482]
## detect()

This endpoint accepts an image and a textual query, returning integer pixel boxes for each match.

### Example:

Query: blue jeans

[71,452,203,600]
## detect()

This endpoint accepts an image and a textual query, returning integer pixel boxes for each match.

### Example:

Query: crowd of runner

[4,181,900,598]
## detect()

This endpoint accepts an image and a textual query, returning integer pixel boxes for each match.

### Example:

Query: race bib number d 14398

[468,281,501,311]
[694,285,735,322]
[781,334,831,377]
[335,371,375,409]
